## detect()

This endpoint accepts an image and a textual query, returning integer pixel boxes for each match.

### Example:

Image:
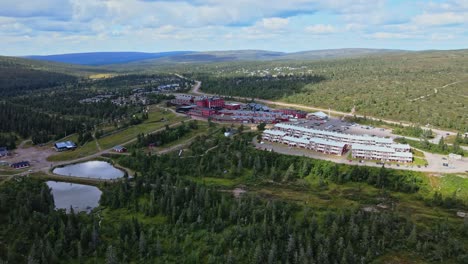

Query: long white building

[352,144,413,163]
[263,130,348,156]
[274,123,394,146]
[263,124,413,162]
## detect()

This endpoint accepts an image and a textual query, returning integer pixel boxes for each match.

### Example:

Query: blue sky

[1,0,467,55]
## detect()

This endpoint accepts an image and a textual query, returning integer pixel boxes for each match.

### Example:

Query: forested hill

[0,56,109,96]
[24,48,404,67]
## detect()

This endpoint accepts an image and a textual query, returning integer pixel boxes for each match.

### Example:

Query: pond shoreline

[51,160,127,180]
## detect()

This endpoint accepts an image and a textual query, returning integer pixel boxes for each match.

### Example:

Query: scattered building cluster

[171,94,307,124]
[111,94,149,106]
[263,123,413,162]
[80,82,186,106]
[54,141,77,152]
[79,94,113,104]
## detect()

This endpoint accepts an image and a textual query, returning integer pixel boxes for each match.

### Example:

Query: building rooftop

[352,144,413,157]
[55,141,77,149]
[312,111,328,118]
[275,123,394,144]
[263,130,287,136]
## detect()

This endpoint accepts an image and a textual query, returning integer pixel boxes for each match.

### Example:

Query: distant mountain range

[25,51,194,66]
[25,49,406,65]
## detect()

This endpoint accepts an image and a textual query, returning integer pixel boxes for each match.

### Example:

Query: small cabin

[113,146,127,153]
[11,161,30,169]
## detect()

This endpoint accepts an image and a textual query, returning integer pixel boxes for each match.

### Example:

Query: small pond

[53,160,125,179]
[46,181,102,213]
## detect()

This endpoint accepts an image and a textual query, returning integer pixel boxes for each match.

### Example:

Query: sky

[1,0,468,55]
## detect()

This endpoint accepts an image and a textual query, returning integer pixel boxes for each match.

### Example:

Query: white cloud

[370,32,415,39]
[305,24,336,34]
[412,12,467,26]
[261,17,289,30]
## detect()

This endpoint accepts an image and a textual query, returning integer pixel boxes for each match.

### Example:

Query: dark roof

[11,161,29,167]
[0,147,7,152]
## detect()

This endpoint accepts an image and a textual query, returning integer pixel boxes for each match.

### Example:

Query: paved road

[190,79,467,146]
[253,137,468,174]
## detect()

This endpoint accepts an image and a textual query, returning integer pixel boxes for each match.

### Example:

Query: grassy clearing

[88,73,116,79]
[151,122,212,151]
[187,176,240,188]
[100,207,166,226]
[98,110,187,150]
[445,134,468,146]
[429,174,468,200]
[412,157,428,166]
[0,167,28,176]
[47,140,98,162]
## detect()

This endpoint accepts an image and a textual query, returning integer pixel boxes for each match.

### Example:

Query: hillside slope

[0,56,108,95]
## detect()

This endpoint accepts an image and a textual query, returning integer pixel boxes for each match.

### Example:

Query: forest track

[409,79,466,102]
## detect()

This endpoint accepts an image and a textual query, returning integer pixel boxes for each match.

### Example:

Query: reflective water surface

[47,181,102,213]
[53,160,125,179]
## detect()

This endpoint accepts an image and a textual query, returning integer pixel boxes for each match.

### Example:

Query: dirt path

[409,79,467,102]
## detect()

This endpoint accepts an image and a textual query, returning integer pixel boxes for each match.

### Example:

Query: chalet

[10,161,30,169]
[113,146,127,153]
[54,141,77,152]
[0,147,9,157]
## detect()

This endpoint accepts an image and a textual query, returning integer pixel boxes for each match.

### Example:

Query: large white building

[262,124,413,162]
[263,130,348,156]
[351,144,413,163]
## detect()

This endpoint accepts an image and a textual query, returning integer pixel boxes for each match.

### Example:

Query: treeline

[1,133,467,263]
[397,137,466,156]
[134,120,199,148]
[198,74,326,99]
[99,175,441,263]
[0,102,85,144]
[0,178,100,263]
[393,125,433,138]
[89,74,193,90]
[11,90,131,121]
[0,133,16,149]
[0,66,77,96]
[121,133,422,194]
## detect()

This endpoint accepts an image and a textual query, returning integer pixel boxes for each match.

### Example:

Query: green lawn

[46,109,188,161]
[100,207,166,226]
[151,122,212,152]
[428,174,468,201]
[47,139,98,162]
[0,167,28,176]
[98,110,187,150]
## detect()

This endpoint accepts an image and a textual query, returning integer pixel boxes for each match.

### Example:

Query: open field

[98,110,187,150]
[46,108,188,162]
[47,135,98,162]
